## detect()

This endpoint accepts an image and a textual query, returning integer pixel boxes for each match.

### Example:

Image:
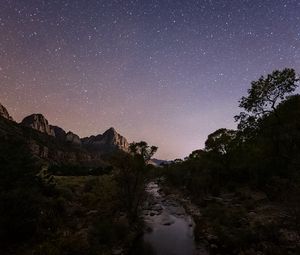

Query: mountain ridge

[0,102,129,165]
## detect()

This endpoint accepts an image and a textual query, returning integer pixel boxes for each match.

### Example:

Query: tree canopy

[129,141,158,163]
[205,128,237,155]
[235,68,299,131]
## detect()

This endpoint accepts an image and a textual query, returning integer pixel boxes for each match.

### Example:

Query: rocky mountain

[22,114,55,136]
[0,103,130,165]
[0,103,13,121]
[51,125,67,140]
[66,131,82,146]
[82,127,129,152]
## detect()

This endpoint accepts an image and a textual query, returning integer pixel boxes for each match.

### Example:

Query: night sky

[0,0,299,159]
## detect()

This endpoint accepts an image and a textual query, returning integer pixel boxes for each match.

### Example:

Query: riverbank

[161,182,300,255]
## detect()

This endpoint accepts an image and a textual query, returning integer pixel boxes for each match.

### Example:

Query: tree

[204,128,238,182]
[129,141,158,163]
[112,141,157,222]
[0,137,43,247]
[235,68,299,131]
[173,158,183,164]
[188,149,205,160]
[205,128,237,155]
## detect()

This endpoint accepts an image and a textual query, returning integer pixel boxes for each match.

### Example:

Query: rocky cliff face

[102,127,129,151]
[27,138,92,164]
[20,114,128,152]
[66,131,82,146]
[22,114,55,136]
[0,103,13,121]
[51,125,66,140]
[0,102,130,165]
[82,127,129,152]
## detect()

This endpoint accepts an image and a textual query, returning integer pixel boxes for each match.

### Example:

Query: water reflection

[131,182,208,255]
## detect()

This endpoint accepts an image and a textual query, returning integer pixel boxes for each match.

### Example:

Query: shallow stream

[131,181,208,255]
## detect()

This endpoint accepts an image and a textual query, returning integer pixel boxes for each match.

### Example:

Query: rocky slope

[0,103,13,121]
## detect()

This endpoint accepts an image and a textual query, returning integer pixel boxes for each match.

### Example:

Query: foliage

[0,137,62,251]
[49,164,113,176]
[129,141,158,163]
[111,141,157,222]
[161,68,300,254]
[188,149,205,160]
[0,136,141,254]
[205,128,237,154]
[235,68,299,132]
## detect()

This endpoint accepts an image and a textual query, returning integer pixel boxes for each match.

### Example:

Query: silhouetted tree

[205,128,237,155]
[0,137,42,247]
[188,149,205,160]
[112,141,157,222]
[129,141,158,163]
[235,68,299,132]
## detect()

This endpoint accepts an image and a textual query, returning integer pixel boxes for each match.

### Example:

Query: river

[130,181,208,255]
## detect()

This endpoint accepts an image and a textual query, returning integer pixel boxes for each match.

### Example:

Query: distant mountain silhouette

[0,102,129,166]
[148,158,171,167]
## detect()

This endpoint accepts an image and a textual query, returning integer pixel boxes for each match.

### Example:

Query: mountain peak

[21,113,55,136]
[0,102,14,121]
[108,127,116,132]
[82,127,129,152]
[103,127,117,135]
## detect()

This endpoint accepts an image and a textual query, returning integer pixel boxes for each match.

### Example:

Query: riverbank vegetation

[0,137,156,255]
[160,68,300,254]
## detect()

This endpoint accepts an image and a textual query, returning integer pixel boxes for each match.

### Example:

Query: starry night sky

[0,0,299,159]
